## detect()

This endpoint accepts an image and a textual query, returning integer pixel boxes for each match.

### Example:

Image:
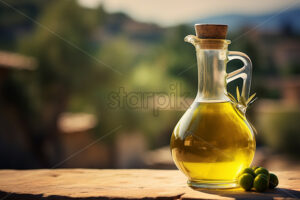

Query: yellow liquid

[170,102,255,183]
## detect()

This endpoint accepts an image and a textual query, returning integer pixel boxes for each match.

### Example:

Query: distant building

[58,112,111,168]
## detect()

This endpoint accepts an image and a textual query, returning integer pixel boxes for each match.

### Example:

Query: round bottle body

[170,101,255,188]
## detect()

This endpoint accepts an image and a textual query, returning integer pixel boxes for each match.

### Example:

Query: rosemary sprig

[227,86,257,111]
[226,86,258,134]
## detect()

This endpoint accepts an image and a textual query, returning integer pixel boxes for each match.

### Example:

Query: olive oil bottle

[170,24,256,188]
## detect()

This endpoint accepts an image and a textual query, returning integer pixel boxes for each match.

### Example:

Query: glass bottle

[170,24,256,189]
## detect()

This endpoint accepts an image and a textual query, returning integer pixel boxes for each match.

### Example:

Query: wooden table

[0,169,299,199]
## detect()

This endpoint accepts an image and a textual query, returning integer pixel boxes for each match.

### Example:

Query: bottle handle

[226,51,252,101]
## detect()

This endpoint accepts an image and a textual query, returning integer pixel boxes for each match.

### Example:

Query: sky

[77,0,300,27]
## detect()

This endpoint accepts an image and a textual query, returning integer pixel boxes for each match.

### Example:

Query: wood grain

[0,169,299,199]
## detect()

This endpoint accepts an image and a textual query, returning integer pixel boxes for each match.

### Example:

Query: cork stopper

[195,24,228,39]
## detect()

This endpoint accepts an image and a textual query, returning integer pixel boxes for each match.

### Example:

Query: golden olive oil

[170,102,255,184]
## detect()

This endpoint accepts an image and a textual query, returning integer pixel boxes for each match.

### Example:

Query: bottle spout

[184,35,198,46]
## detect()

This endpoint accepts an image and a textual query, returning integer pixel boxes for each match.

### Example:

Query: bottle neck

[195,47,229,102]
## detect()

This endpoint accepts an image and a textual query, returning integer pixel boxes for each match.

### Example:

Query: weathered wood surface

[0,169,299,199]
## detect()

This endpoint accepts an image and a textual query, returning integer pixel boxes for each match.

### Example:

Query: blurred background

[0,0,300,170]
